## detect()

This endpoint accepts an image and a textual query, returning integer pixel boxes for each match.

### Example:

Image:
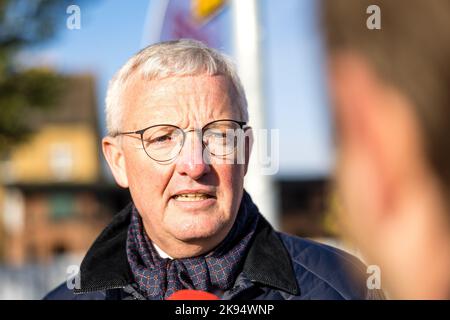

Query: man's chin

[168,218,229,244]
[171,226,221,242]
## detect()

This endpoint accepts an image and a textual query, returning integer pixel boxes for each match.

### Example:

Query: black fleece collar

[75,199,299,296]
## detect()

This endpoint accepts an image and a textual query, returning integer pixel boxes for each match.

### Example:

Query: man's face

[108,74,249,253]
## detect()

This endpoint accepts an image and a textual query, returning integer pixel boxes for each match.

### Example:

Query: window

[49,143,73,181]
[49,193,75,220]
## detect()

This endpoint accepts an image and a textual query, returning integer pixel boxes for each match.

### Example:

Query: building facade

[0,74,130,265]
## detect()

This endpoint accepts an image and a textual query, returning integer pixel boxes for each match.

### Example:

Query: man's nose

[175,131,211,179]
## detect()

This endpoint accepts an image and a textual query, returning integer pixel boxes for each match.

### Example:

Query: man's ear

[328,52,416,217]
[244,127,254,175]
[102,136,129,188]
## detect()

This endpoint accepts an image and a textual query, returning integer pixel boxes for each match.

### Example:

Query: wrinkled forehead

[121,74,242,128]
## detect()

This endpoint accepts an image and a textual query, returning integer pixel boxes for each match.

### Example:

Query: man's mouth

[172,193,216,202]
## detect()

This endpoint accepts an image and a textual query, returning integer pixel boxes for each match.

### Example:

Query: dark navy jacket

[44,203,384,300]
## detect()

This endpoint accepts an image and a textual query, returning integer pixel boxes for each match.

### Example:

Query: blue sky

[24,0,334,179]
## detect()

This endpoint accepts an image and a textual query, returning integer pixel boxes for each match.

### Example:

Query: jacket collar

[75,203,133,293]
[242,216,299,295]
[75,199,299,296]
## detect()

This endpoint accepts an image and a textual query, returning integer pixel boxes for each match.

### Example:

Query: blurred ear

[244,127,254,176]
[102,136,129,188]
[328,52,422,217]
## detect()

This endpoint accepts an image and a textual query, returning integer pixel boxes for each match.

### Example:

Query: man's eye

[148,135,172,145]
[206,131,234,147]
[207,128,232,138]
[212,131,227,138]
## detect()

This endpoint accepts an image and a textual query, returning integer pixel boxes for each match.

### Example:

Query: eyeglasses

[113,119,249,163]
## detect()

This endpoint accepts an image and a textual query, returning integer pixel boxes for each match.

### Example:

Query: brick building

[0,74,129,265]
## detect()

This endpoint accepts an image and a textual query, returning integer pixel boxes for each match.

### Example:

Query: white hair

[105,39,248,135]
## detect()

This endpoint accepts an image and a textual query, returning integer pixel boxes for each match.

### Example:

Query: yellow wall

[6,124,100,184]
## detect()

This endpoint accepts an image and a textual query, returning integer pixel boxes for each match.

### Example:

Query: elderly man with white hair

[44,39,382,300]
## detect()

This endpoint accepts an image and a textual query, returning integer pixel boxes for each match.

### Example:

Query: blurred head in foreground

[322,0,450,299]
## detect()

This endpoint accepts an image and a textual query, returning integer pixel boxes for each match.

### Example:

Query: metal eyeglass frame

[113,119,250,163]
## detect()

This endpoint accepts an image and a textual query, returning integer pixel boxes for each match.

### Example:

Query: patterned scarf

[126,191,260,300]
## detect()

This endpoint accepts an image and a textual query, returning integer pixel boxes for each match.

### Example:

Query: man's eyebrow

[140,120,183,129]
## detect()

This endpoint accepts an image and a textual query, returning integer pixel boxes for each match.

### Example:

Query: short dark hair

[322,0,450,201]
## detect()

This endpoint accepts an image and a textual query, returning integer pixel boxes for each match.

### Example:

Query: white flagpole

[230,0,278,227]
[140,0,170,48]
